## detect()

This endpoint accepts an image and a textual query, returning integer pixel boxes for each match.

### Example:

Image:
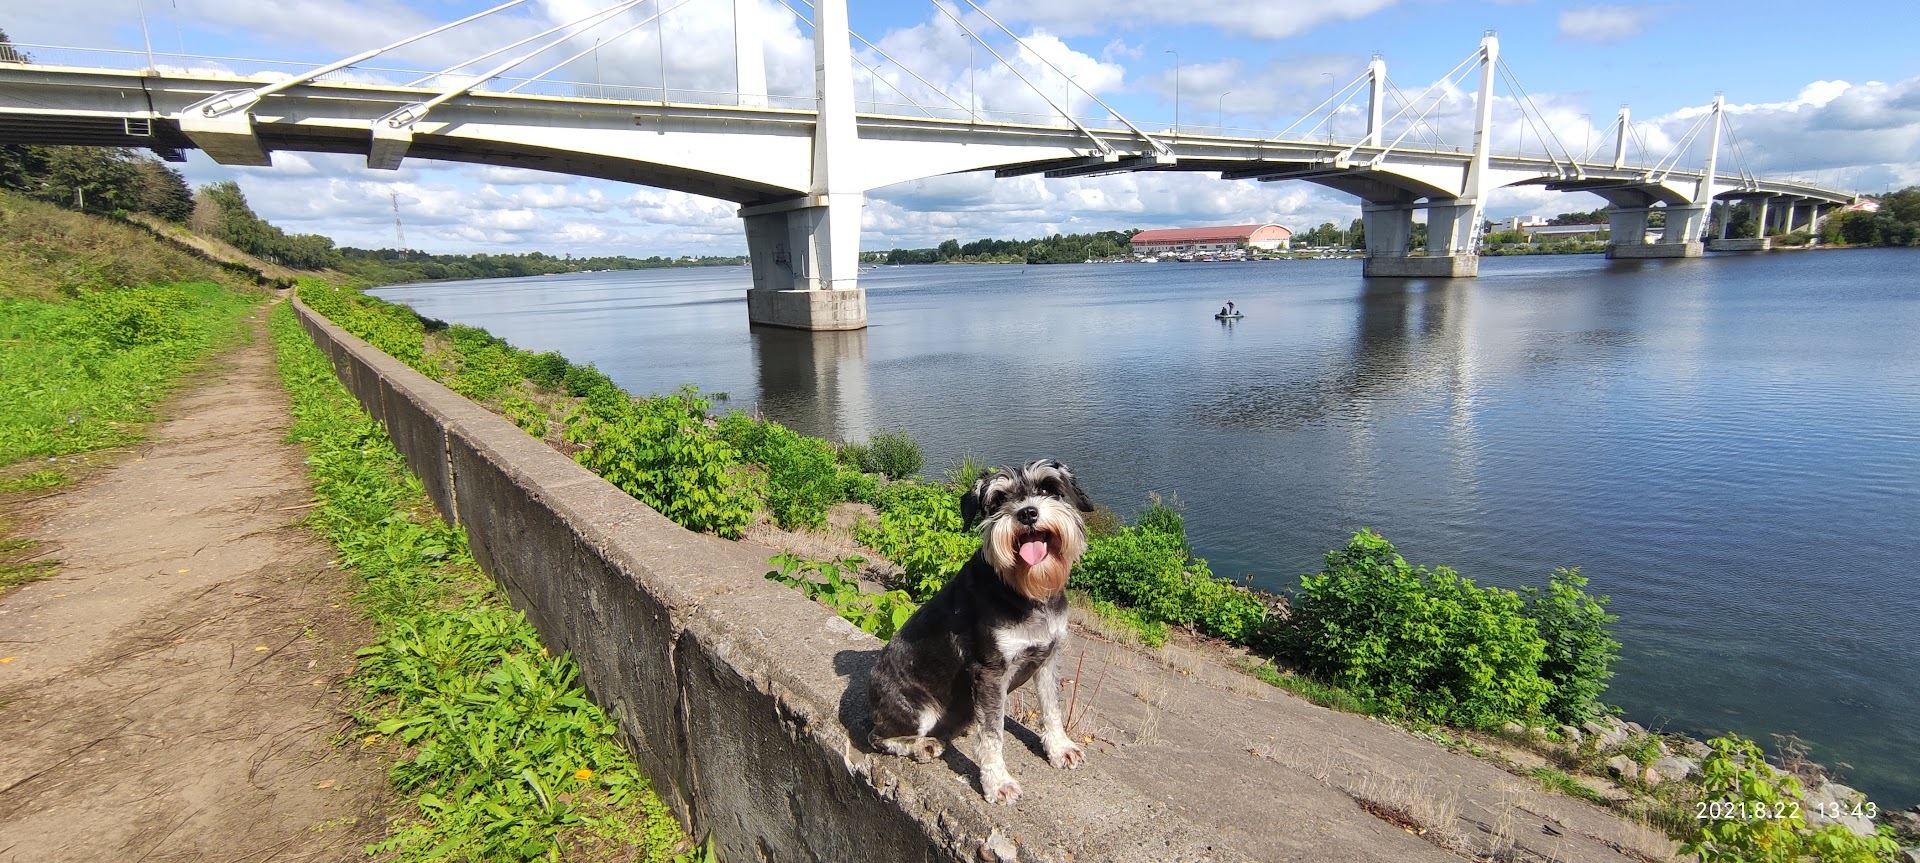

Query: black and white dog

[867,459,1095,804]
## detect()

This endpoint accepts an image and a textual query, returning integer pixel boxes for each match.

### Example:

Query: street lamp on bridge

[1218,91,1232,131]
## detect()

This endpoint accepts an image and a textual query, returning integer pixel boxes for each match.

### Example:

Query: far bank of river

[375,249,1920,807]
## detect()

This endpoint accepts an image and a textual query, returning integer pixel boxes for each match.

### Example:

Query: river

[373,249,1920,807]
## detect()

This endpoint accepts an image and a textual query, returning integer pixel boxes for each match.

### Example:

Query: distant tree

[1348,217,1365,249]
[936,238,960,260]
[135,159,194,222]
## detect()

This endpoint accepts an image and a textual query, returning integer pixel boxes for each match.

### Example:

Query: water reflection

[749,325,873,443]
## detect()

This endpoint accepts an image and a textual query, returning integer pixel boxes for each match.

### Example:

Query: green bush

[524,351,569,390]
[853,480,977,599]
[861,428,922,479]
[1072,499,1268,643]
[566,388,757,539]
[1523,568,1620,723]
[1286,530,1551,727]
[1682,734,1900,863]
[718,412,844,530]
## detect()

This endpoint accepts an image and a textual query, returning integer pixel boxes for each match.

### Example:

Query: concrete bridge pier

[1360,202,1479,278]
[1606,204,1702,259]
[741,196,868,330]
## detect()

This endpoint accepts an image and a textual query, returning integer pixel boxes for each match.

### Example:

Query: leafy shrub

[524,350,569,389]
[718,412,844,530]
[836,466,878,505]
[1682,734,1899,863]
[441,324,525,401]
[853,481,977,599]
[1523,567,1620,724]
[566,388,757,539]
[563,362,620,403]
[1285,530,1551,727]
[1072,500,1267,643]
[765,553,917,639]
[861,428,922,479]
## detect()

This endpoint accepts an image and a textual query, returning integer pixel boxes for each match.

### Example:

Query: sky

[7,0,1919,255]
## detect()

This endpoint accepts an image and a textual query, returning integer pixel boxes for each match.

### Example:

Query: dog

[867,459,1096,805]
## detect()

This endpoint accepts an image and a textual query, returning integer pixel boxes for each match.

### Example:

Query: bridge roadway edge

[288,298,1245,863]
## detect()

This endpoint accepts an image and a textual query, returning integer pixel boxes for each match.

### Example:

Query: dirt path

[0,303,389,862]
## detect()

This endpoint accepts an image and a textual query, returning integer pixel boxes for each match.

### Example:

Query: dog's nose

[1016,506,1039,525]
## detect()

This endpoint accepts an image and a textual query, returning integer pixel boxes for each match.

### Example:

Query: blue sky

[10,0,1918,254]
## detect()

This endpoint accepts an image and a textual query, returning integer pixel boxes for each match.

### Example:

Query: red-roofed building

[1130,224,1292,255]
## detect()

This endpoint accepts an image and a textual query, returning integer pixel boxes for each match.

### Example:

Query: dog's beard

[981,497,1087,601]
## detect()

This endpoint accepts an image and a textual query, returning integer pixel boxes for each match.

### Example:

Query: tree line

[335,247,746,285]
[862,229,1140,265]
[1823,187,1920,246]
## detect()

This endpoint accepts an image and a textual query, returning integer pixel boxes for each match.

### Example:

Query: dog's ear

[960,469,996,530]
[1057,465,1097,513]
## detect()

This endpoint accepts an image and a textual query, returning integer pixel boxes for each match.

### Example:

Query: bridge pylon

[1362,32,1497,278]
[740,0,867,331]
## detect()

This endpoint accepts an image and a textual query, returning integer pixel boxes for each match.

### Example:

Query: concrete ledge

[1363,254,1479,278]
[1707,237,1771,252]
[1606,241,1704,259]
[746,287,868,330]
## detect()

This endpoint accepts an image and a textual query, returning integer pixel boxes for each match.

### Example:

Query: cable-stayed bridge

[0,0,1858,329]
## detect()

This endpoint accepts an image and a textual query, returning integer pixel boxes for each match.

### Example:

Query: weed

[764,552,917,639]
[1682,734,1898,863]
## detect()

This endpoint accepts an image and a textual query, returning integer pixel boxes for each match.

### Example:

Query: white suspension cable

[781,0,972,113]
[506,0,699,94]
[1352,50,1481,163]
[198,0,529,116]
[1384,78,1447,147]
[1496,59,1575,168]
[1273,69,1371,140]
[927,0,1120,153]
[406,0,646,88]
[951,0,1168,153]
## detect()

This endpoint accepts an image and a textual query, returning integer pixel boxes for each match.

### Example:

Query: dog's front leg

[972,665,1021,804]
[1034,653,1084,768]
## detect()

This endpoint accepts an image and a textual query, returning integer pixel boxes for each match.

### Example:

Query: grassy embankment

[269,303,699,861]
[0,192,258,592]
[297,279,1905,861]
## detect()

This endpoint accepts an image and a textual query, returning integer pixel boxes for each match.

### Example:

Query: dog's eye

[985,490,1006,510]
[1037,478,1061,497]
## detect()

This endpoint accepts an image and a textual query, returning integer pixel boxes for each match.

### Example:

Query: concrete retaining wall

[290,299,1230,863]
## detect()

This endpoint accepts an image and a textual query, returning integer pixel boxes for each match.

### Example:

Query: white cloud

[1558,6,1657,44]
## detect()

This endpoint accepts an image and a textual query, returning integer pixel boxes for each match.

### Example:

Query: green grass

[0,469,71,493]
[1530,767,1613,805]
[269,302,696,862]
[0,281,258,467]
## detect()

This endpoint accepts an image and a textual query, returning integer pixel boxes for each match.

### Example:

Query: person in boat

[1227,300,1237,314]
[1219,304,1231,317]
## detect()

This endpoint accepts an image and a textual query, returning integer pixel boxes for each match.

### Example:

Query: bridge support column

[741,196,867,331]
[1361,202,1477,278]
[1606,206,1701,259]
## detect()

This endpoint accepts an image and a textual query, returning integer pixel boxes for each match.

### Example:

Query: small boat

[1215,312,1245,320]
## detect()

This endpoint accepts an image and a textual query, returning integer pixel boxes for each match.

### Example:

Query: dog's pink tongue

[1018,539,1050,566]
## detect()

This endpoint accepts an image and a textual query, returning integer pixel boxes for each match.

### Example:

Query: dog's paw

[911,737,944,763]
[980,768,1022,805]
[1047,738,1084,769]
